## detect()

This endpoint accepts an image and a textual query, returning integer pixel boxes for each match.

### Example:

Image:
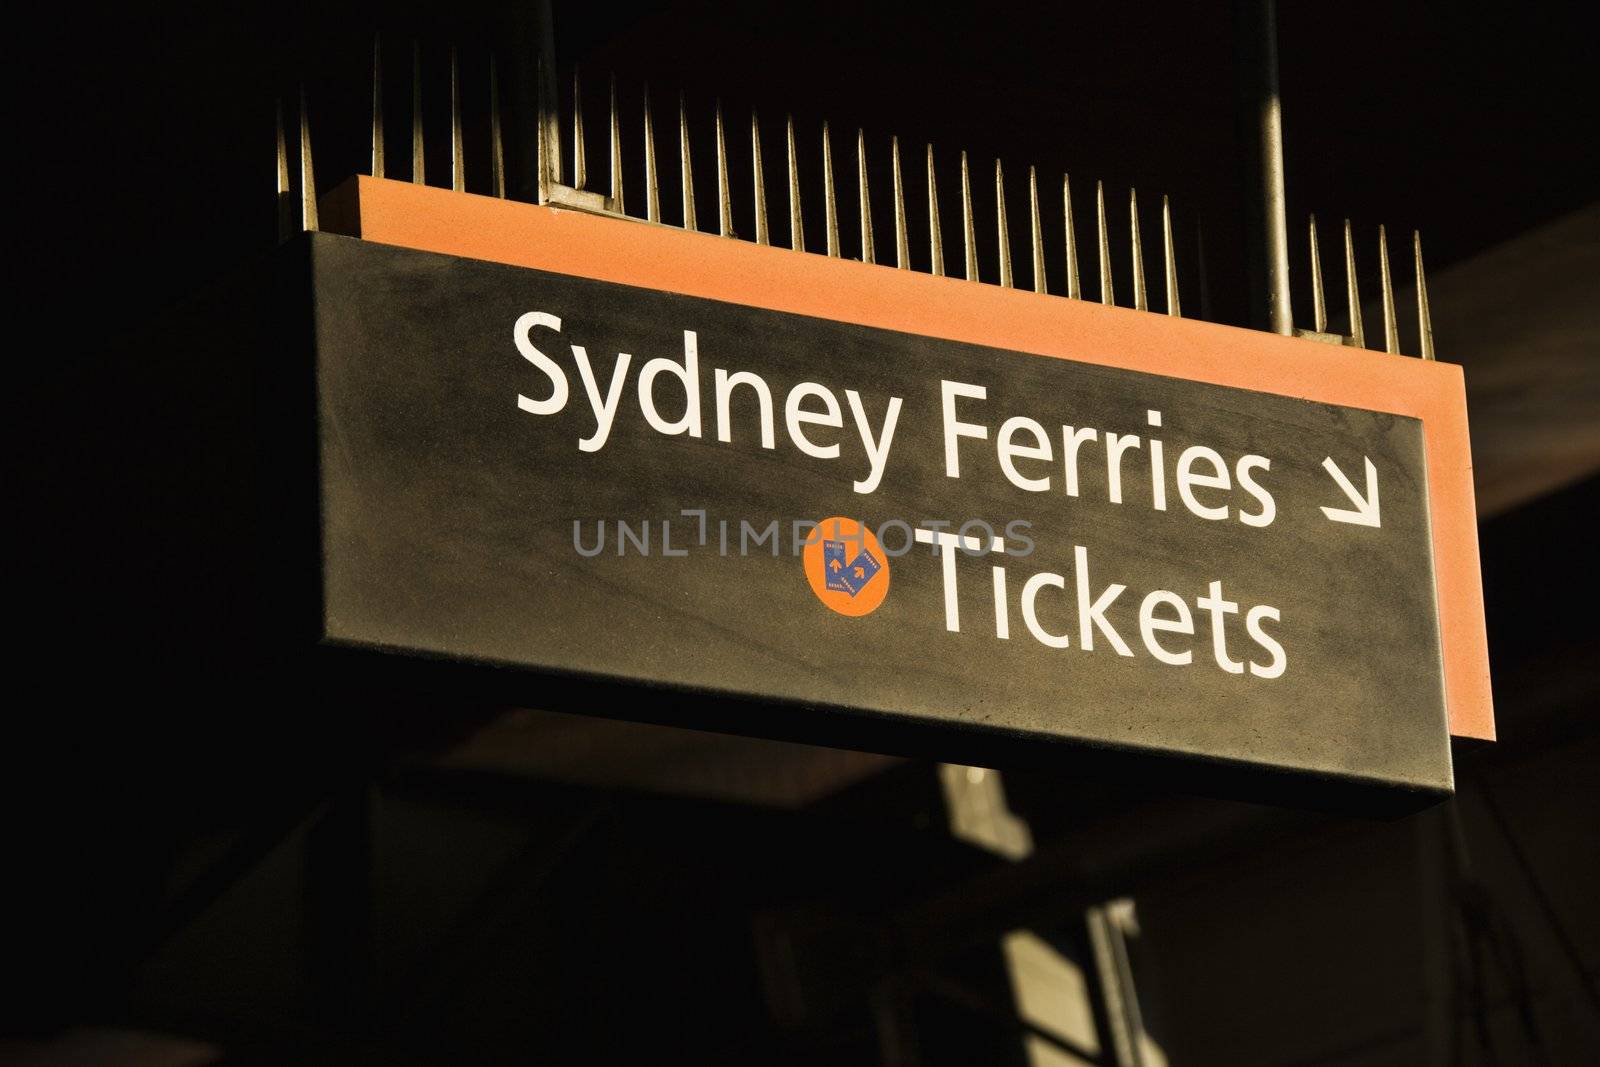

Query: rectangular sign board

[307,231,1454,804]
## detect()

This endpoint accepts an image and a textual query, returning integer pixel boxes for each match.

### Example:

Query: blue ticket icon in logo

[823,539,883,597]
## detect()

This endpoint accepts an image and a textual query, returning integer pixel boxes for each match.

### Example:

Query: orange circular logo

[802,516,891,617]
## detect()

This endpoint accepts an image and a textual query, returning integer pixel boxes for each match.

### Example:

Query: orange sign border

[320,175,1493,740]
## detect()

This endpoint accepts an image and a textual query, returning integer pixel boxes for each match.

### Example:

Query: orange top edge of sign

[319,175,1495,742]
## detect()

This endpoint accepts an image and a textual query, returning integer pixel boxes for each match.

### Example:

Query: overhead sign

[306,218,1467,805]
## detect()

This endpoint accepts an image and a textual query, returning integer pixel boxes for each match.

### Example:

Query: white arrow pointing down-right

[1320,456,1381,527]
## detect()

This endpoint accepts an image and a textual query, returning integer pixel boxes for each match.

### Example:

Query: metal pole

[1258,1,1292,333]
[1245,0,1293,334]
[536,0,560,202]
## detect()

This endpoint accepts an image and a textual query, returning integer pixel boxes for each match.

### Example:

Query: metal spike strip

[450,48,464,193]
[678,92,696,231]
[298,87,318,231]
[960,152,978,282]
[1096,180,1114,306]
[371,36,384,178]
[470,73,1304,347]
[857,130,875,264]
[1343,219,1365,349]
[1063,175,1080,300]
[751,112,769,245]
[822,122,839,257]
[1028,167,1046,294]
[1309,214,1326,332]
[892,137,909,269]
[786,115,804,251]
[609,75,624,214]
[489,58,506,198]
[643,85,660,223]
[411,42,425,185]
[1130,188,1147,311]
[1379,224,1399,354]
[926,145,944,277]
[715,102,732,237]
[572,67,587,191]
[995,160,1012,288]
[1414,231,1435,360]
[276,99,293,242]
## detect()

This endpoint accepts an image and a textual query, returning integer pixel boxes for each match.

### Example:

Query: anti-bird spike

[489,57,505,198]
[1130,188,1147,311]
[1379,224,1399,354]
[1029,167,1046,294]
[892,137,909,269]
[1162,196,1180,317]
[823,122,840,257]
[275,99,293,242]
[450,48,464,192]
[786,115,804,251]
[1343,219,1365,349]
[678,92,696,231]
[751,112,769,245]
[715,101,732,237]
[927,145,945,277]
[609,75,624,214]
[1063,175,1081,299]
[1309,214,1326,332]
[572,67,587,191]
[411,42,424,185]
[298,87,318,231]
[960,152,977,281]
[1096,180,1114,306]
[371,35,384,178]
[995,160,1012,288]
[857,129,875,264]
[1414,231,1435,360]
[643,85,660,222]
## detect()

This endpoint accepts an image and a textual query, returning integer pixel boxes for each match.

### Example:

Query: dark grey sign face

[309,234,1451,797]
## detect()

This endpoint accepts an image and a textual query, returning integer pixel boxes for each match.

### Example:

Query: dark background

[11,2,1599,1064]
[27,1,1597,336]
